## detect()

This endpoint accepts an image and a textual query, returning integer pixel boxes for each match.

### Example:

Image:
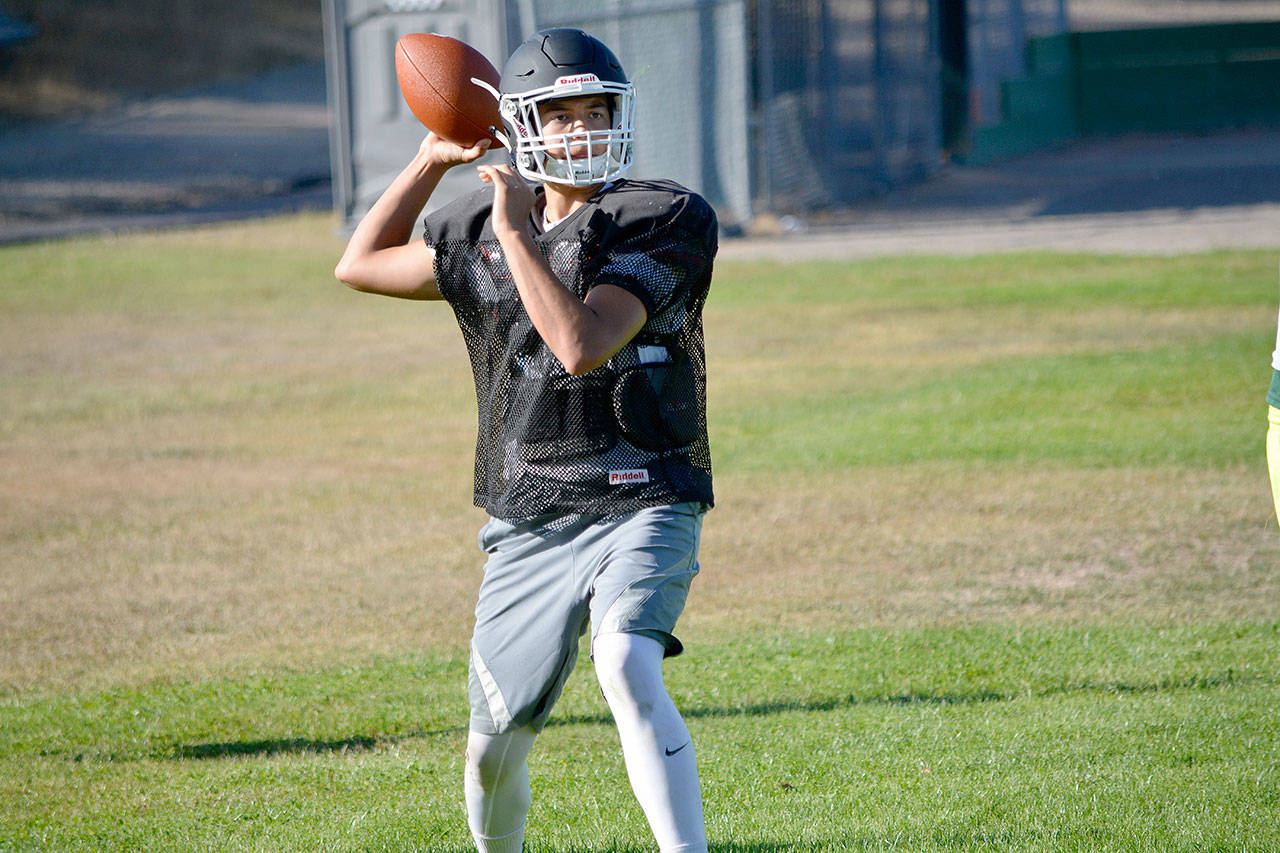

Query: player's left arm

[479,163,647,376]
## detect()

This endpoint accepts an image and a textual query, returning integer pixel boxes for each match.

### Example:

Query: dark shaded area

[1038,166,1280,216]
[170,721,465,761]
[939,0,969,153]
[828,127,1280,231]
[175,734,384,759]
[0,0,323,123]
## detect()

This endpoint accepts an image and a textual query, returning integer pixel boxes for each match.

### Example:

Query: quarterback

[335,28,714,853]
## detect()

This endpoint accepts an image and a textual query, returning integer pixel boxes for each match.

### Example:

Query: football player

[1268,282,1280,526]
[335,27,714,853]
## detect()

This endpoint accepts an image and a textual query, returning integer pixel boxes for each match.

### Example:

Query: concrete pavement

[0,62,331,245]
[1,59,1278,258]
[720,128,1280,260]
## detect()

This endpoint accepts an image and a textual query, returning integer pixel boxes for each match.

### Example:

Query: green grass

[707,254,1266,471]
[3,624,1276,850]
[1,216,1277,849]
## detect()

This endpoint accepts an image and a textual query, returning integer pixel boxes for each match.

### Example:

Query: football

[395,33,504,148]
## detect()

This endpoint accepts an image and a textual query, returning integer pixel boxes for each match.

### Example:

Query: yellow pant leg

[1269,406,1280,526]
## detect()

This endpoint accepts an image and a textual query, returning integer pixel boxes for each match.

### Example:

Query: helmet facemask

[478,74,636,186]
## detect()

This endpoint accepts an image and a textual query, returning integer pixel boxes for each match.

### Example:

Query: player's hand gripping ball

[395,33,504,148]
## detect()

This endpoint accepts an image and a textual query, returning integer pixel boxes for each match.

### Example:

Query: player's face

[537,96,612,161]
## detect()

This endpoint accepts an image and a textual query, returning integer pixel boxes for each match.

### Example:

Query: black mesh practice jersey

[425,178,716,520]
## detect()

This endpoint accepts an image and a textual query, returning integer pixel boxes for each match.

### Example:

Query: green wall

[964,21,1280,164]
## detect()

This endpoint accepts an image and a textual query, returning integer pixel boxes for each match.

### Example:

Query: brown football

[395,33,504,148]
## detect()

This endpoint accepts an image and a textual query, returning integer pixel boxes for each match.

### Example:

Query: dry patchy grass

[2,220,1275,696]
[697,463,1276,633]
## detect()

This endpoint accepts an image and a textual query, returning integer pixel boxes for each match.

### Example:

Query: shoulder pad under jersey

[581,179,718,252]
[423,185,498,246]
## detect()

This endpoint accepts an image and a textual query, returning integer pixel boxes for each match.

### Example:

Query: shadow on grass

[430,840,860,845]
[432,845,860,853]
[513,842,882,852]
[550,687,1010,729]
[553,669,1251,729]
[444,824,1081,851]
[170,670,1248,760]
[176,735,382,759]
[168,690,997,760]
[172,723,466,760]
[319,834,1034,852]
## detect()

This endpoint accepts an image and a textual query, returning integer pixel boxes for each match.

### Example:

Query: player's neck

[542,181,604,223]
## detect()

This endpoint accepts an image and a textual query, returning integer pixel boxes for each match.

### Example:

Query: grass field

[1,215,1277,850]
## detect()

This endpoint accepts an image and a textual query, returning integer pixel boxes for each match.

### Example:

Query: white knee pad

[465,726,536,844]
[594,631,667,719]
[465,727,536,790]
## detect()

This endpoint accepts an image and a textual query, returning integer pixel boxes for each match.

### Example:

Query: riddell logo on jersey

[556,74,601,86]
[609,469,650,486]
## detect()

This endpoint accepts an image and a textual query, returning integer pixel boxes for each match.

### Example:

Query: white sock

[593,632,707,853]
[464,726,537,852]
[470,827,524,853]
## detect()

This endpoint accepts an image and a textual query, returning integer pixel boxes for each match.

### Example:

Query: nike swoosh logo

[664,741,691,757]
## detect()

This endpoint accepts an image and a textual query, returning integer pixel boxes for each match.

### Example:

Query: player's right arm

[334,133,489,300]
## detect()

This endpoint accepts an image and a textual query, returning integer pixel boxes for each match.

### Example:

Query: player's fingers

[482,163,512,185]
[478,165,522,192]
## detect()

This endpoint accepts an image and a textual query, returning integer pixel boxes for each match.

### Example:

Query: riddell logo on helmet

[609,469,650,486]
[555,74,601,86]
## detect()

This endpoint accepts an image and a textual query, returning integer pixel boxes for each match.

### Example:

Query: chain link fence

[752,0,944,212]
[515,0,754,224]
[497,0,1069,218]
[325,0,1276,227]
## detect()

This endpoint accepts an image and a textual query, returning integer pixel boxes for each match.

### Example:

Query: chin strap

[472,77,514,152]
